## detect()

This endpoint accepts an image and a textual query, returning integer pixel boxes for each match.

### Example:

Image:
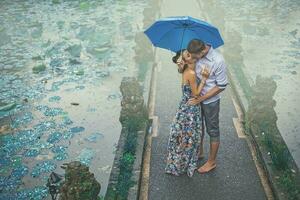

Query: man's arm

[198,86,224,101]
[188,59,228,105]
[188,86,224,105]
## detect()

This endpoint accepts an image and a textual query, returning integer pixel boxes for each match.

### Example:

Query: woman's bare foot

[197,161,217,174]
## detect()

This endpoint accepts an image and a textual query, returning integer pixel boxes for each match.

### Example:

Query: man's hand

[187,96,203,105]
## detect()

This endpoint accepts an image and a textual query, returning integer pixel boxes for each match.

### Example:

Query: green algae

[32,64,46,74]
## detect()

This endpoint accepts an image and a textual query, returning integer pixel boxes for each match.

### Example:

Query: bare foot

[197,161,216,174]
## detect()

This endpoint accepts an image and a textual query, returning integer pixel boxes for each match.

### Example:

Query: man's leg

[198,99,220,173]
[198,104,205,159]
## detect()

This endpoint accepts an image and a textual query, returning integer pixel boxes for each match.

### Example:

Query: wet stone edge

[105,76,150,200]
[228,69,300,200]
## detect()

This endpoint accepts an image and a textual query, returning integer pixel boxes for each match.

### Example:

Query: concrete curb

[127,124,150,200]
[105,126,128,200]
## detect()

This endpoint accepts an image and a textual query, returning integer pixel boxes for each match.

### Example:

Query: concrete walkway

[146,47,268,200]
[141,1,270,199]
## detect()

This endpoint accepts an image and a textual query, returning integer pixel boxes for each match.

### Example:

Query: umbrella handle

[179,27,187,54]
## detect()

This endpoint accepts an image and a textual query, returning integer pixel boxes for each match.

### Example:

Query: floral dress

[164,77,202,177]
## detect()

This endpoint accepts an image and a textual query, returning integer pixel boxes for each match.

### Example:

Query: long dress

[164,77,202,177]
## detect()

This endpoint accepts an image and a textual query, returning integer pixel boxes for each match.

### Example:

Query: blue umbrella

[144,16,224,52]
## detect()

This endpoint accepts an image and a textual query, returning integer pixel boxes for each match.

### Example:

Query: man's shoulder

[212,49,225,65]
[196,59,202,65]
[195,60,202,70]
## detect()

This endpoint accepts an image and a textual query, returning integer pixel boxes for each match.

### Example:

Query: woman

[164,49,209,177]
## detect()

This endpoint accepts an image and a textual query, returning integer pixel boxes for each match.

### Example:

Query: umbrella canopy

[144,16,224,52]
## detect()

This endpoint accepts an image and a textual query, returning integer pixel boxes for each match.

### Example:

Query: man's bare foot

[197,161,216,174]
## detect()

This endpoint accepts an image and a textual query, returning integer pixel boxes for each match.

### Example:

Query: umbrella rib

[156,19,200,29]
[189,28,216,41]
[155,20,181,28]
[171,20,218,35]
[190,24,218,34]
[189,28,223,46]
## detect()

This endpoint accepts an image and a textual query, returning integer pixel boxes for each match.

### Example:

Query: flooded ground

[196,0,300,167]
[0,0,148,199]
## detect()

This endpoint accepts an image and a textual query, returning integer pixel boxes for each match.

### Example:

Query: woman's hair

[172,49,188,73]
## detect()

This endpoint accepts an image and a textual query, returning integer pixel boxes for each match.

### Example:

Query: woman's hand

[176,55,185,73]
[201,65,210,81]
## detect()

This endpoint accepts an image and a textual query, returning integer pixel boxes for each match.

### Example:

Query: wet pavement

[148,48,267,200]
[147,0,268,199]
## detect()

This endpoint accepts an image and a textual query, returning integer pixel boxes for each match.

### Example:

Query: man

[183,39,228,173]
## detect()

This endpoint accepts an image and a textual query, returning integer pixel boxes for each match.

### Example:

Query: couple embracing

[164,39,228,177]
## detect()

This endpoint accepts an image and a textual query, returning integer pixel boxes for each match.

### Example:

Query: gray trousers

[201,99,220,143]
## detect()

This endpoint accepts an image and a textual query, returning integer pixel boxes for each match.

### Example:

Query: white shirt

[195,46,228,104]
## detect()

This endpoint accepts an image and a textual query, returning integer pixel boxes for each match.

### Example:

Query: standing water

[0,0,148,199]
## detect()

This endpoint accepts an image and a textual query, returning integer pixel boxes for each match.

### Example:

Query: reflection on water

[0,0,147,199]
[199,0,300,166]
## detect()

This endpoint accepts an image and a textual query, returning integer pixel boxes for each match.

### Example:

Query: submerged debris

[75,85,85,90]
[32,64,46,74]
[24,148,40,157]
[69,58,82,65]
[0,184,48,200]
[11,112,34,128]
[60,116,73,126]
[69,126,85,133]
[65,44,82,57]
[36,105,65,117]
[107,92,122,100]
[63,126,85,139]
[85,132,104,143]
[49,96,61,102]
[0,103,16,112]
[11,165,29,178]
[47,131,63,144]
[95,70,110,78]
[33,120,56,132]
[31,161,57,178]
[32,55,45,61]
[73,69,84,76]
[51,145,68,161]
[86,107,96,112]
[16,186,48,200]
[76,148,94,166]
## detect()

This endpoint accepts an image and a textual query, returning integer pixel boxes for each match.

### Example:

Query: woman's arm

[188,66,210,97]
[187,71,206,97]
